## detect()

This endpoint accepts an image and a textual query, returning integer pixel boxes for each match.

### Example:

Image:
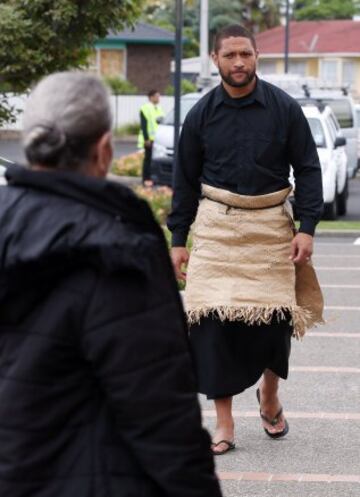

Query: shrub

[114,122,140,137]
[165,78,197,96]
[104,76,137,95]
[135,185,173,225]
[112,151,143,177]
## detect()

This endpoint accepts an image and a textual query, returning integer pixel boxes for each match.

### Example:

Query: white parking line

[354,238,360,245]
[314,255,360,258]
[322,302,360,308]
[315,267,360,270]
[315,242,359,246]
[307,332,360,338]
[321,284,360,288]
[290,366,360,373]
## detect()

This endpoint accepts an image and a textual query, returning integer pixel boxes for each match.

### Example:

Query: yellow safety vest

[137,102,164,149]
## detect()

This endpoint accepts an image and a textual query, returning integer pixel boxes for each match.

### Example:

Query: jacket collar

[5,164,156,228]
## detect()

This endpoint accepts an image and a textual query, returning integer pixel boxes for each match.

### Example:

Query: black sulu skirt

[189,314,293,400]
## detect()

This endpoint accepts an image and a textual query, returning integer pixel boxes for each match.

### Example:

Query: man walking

[138,89,164,185]
[168,25,324,455]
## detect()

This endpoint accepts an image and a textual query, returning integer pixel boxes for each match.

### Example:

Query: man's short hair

[148,89,159,98]
[213,24,257,53]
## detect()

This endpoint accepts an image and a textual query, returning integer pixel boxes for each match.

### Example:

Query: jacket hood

[0,165,163,322]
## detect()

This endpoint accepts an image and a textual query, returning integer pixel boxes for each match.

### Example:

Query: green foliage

[165,78,197,95]
[104,76,138,95]
[114,121,141,137]
[0,0,143,125]
[294,0,358,20]
[0,93,19,126]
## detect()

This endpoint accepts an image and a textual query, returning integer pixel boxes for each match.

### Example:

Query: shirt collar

[214,76,267,108]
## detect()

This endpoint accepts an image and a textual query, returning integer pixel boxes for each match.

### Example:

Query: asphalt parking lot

[200,235,360,497]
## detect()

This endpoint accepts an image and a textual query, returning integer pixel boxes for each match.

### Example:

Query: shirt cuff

[298,218,316,236]
[171,231,188,247]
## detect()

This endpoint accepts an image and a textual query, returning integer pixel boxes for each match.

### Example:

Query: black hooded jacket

[0,165,222,497]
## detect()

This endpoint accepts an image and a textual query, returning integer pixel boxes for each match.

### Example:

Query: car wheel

[337,177,348,216]
[323,198,337,220]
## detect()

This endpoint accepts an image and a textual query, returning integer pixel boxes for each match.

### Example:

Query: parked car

[151,92,204,186]
[290,104,348,220]
[295,90,358,179]
[356,103,360,169]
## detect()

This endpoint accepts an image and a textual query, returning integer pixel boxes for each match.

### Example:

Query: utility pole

[173,0,183,177]
[199,0,211,89]
[284,0,290,73]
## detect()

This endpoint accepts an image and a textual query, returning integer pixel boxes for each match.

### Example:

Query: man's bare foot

[211,422,235,454]
[257,384,287,435]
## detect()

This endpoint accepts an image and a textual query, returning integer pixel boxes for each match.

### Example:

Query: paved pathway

[199,235,360,497]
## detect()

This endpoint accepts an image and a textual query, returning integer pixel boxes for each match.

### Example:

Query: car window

[326,116,337,144]
[321,99,354,128]
[307,118,326,148]
[164,97,201,125]
[328,112,340,132]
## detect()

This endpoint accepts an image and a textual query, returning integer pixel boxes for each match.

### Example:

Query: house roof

[107,22,175,45]
[256,20,360,55]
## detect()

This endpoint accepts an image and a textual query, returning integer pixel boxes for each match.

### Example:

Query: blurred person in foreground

[0,72,222,497]
[168,24,324,455]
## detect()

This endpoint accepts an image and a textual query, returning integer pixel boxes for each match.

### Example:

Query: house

[89,22,175,93]
[255,20,360,97]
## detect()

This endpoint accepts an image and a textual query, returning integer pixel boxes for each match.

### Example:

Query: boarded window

[100,50,125,78]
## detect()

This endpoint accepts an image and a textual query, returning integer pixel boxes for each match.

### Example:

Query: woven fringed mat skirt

[185,184,324,339]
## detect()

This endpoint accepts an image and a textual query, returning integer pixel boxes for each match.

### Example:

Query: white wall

[1,94,175,131]
[110,95,174,128]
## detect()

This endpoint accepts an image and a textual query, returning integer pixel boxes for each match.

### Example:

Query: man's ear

[211,51,219,68]
[95,131,113,177]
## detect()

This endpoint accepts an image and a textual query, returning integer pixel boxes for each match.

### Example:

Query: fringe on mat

[186,305,324,340]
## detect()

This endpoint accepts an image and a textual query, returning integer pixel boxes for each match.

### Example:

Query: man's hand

[290,232,313,264]
[171,247,189,281]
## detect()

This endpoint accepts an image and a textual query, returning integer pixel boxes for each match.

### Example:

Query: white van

[296,90,358,178]
[356,103,360,169]
[295,104,348,219]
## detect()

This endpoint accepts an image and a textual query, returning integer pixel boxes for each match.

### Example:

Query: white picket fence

[1,94,175,131]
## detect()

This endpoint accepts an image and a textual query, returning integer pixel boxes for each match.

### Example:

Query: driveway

[201,234,360,497]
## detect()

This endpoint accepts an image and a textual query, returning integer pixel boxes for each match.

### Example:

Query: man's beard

[218,65,256,88]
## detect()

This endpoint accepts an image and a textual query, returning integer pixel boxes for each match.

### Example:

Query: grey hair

[22,71,112,170]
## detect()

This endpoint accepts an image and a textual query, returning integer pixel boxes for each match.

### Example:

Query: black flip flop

[211,439,236,456]
[256,388,289,439]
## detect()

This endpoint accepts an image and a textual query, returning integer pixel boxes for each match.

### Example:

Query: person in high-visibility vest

[138,89,164,185]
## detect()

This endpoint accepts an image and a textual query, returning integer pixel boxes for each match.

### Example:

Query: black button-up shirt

[168,78,323,246]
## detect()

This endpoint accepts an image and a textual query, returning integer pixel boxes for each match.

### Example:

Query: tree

[0,0,143,125]
[142,0,282,59]
[294,0,358,20]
